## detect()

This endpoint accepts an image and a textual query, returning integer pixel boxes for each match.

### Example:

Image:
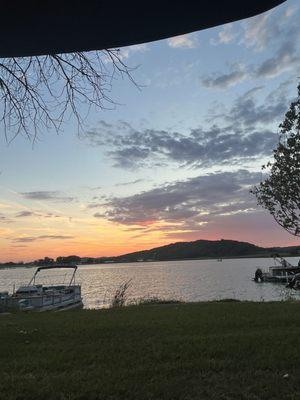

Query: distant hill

[107,239,267,263]
[2,239,300,267]
[268,245,300,255]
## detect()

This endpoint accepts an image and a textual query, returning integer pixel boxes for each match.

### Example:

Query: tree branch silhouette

[0,50,137,142]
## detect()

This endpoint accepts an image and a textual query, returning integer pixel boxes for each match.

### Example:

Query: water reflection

[1,257,300,309]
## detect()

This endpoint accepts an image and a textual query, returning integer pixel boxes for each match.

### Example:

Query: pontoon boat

[0,265,83,312]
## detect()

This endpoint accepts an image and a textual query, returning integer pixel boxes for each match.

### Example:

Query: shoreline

[0,252,298,269]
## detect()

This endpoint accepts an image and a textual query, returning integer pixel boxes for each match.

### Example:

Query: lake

[1,257,300,308]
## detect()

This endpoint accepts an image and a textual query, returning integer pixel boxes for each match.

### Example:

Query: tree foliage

[251,83,300,236]
[0,50,136,141]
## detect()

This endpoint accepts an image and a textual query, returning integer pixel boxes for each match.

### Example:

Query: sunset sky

[1,0,300,262]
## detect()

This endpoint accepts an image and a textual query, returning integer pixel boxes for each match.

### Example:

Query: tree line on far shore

[2,238,300,268]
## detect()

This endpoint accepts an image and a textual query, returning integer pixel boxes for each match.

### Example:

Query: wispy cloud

[15,210,60,218]
[12,235,74,243]
[241,2,298,52]
[254,40,300,79]
[205,5,300,89]
[21,191,75,203]
[0,213,12,223]
[94,212,104,218]
[167,34,198,49]
[285,5,297,18]
[86,203,104,209]
[15,211,35,218]
[210,23,238,45]
[115,179,147,187]
[119,43,148,59]
[222,84,290,126]
[242,13,272,52]
[201,64,247,89]
[202,36,299,89]
[89,186,102,191]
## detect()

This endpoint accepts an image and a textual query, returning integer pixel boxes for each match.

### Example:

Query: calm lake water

[1,257,300,309]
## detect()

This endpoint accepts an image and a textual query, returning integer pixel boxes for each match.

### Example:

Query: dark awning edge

[0,0,286,58]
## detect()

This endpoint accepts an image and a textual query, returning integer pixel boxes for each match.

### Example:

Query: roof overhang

[0,0,286,58]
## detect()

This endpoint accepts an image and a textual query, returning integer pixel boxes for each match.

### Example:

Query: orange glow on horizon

[1,205,300,263]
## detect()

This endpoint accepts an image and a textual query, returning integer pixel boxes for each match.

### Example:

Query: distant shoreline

[1,252,299,269]
[2,238,300,268]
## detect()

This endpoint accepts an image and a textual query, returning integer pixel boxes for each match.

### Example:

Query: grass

[1,302,300,399]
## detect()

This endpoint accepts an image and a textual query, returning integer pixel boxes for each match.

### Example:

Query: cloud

[207,2,298,61]
[0,202,13,209]
[86,80,294,171]
[15,211,35,217]
[210,23,238,45]
[241,4,296,52]
[285,5,296,18]
[242,13,272,51]
[85,112,278,170]
[12,235,74,243]
[223,85,289,127]
[124,227,148,232]
[110,147,151,169]
[94,212,104,218]
[101,170,261,229]
[202,37,299,89]
[89,186,102,191]
[201,64,247,89]
[12,237,38,243]
[15,210,60,218]
[87,203,104,209]
[204,5,300,89]
[254,40,300,79]
[167,34,198,49]
[115,179,147,187]
[0,213,12,223]
[21,191,75,202]
[119,43,148,59]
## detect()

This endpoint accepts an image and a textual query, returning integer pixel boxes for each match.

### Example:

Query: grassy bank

[1,302,300,399]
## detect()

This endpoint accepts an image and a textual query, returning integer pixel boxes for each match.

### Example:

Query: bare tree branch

[0,50,138,142]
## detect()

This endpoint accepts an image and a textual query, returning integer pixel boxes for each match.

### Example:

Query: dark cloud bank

[90,169,287,243]
[85,76,294,170]
[100,169,261,226]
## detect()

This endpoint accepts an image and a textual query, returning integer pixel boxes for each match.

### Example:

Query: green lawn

[1,302,300,399]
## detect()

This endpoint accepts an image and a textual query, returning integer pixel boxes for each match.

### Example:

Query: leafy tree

[56,255,81,264]
[251,83,300,236]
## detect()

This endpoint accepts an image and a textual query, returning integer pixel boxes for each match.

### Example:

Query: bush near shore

[1,302,300,400]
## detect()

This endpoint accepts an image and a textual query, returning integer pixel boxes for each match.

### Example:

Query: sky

[0,0,300,262]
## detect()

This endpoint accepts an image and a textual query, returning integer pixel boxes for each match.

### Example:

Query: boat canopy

[35,265,78,272]
[29,265,78,286]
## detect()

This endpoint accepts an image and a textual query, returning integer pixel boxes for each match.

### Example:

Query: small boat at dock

[254,256,300,284]
[0,265,83,312]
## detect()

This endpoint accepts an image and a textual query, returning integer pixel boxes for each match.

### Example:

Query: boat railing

[1,285,81,310]
[272,255,294,268]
